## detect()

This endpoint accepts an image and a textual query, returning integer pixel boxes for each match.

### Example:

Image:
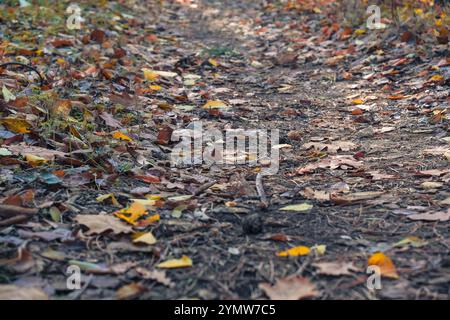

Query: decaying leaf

[408,209,450,222]
[0,285,48,300]
[116,283,146,300]
[313,261,360,276]
[135,268,174,288]
[259,275,318,300]
[74,214,133,235]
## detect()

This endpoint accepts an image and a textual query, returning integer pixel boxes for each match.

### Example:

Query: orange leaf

[276,246,310,257]
[368,252,399,279]
[135,175,161,184]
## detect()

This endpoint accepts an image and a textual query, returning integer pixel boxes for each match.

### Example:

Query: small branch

[0,62,45,87]
[71,274,94,300]
[0,204,39,218]
[256,173,268,208]
[193,180,217,196]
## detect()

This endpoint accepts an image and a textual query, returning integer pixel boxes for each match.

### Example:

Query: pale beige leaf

[259,275,318,300]
[74,214,133,235]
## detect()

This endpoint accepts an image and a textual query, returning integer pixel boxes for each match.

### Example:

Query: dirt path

[1,0,449,300]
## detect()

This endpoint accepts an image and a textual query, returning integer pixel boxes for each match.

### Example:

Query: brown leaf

[408,209,450,222]
[7,143,66,160]
[0,204,38,218]
[100,112,122,128]
[135,175,161,184]
[156,125,174,145]
[51,39,73,48]
[135,268,175,288]
[312,261,360,276]
[0,285,48,300]
[74,214,133,235]
[259,275,318,300]
[115,283,146,300]
[90,29,106,43]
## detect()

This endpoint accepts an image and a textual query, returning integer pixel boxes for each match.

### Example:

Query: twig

[255,173,268,208]
[193,180,217,196]
[71,274,93,300]
[0,204,39,218]
[0,62,45,87]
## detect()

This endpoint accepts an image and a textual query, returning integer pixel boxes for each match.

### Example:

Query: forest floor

[0,0,449,300]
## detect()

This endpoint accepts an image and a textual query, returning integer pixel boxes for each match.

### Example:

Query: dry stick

[193,180,217,196]
[0,204,39,218]
[0,62,45,87]
[255,173,268,208]
[71,274,94,300]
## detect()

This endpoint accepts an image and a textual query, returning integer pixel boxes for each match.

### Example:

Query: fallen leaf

[313,261,360,276]
[0,285,48,300]
[74,214,133,235]
[114,202,148,225]
[112,131,133,142]
[202,100,228,109]
[135,268,174,287]
[132,232,157,245]
[25,154,47,166]
[1,118,31,133]
[276,246,310,257]
[7,143,66,160]
[156,255,192,269]
[408,209,450,222]
[420,181,443,189]
[116,283,146,300]
[2,85,16,102]
[279,203,313,212]
[367,252,399,279]
[259,275,318,300]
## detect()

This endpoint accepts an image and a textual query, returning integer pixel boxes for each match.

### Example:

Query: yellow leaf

[277,246,310,257]
[149,85,162,90]
[430,75,444,82]
[25,154,47,166]
[96,193,120,206]
[144,194,163,200]
[351,99,364,105]
[156,255,192,269]
[114,202,148,225]
[131,198,159,206]
[208,58,219,67]
[312,244,326,255]
[1,117,31,133]
[202,100,228,109]
[112,131,133,142]
[354,29,366,36]
[279,203,313,212]
[368,252,399,279]
[2,85,16,102]
[142,68,159,82]
[132,232,157,245]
